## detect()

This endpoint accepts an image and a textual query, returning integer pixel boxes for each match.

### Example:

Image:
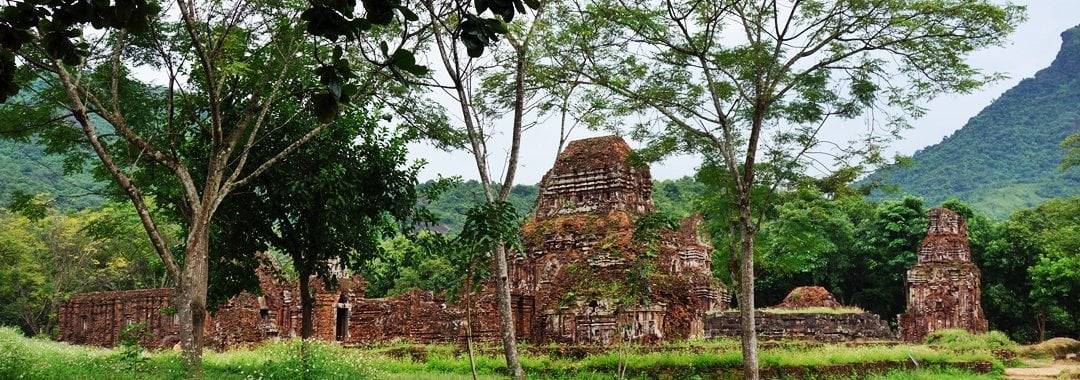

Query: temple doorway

[335,294,349,341]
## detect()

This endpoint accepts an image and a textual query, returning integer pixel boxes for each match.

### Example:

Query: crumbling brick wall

[704,311,895,342]
[59,289,180,348]
[60,135,730,348]
[898,208,988,342]
[705,287,894,342]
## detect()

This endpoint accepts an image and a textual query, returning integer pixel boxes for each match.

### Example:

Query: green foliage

[0,141,104,211]
[0,326,1010,379]
[0,203,170,336]
[0,0,159,101]
[1018,337,1080,359]
[207,107,424,308]
[1063,132,1080,170]
[0,326,377,379]
[976,197,1080,342]
[387,255,459,297]
[418,180,537,234]
[869,25,1080,219]
[868,368,1000,380]
[703,171,1078,342]
[845,197,928,320]
[651,177,706,218]
[924,329,1018,354]
[115,322,149,366]
[458,201,523,255]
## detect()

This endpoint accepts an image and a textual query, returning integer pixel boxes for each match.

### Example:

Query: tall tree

[548,1,1023,377]
[209,108,426,340]
[0,0,429,374]
[421,0,546,377]
[986,197,1080,341]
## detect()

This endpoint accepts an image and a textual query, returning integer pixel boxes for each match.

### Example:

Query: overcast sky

[405,1,1080,185]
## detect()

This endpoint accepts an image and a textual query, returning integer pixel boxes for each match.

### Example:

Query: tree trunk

[493,245,524,379]
[178,226,210,378]
[298,266,313,376]
[1037,311,1046,343]
[465,267,478,380]
[299,268,314,339]
[737,199,759,380]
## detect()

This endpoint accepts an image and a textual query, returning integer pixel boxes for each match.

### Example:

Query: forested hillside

[867,25,1080,218]
[420,177,706,232]
[0,140,103,210]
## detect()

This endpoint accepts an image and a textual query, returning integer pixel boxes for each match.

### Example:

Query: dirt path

[1005,362,1080,379]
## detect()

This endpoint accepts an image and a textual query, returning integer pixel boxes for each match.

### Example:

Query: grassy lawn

[0,326,1016,379]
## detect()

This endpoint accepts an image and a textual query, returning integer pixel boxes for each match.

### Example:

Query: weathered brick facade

[898,207,988,342]
[776,286,842,309]
[704,287,894,342]
[59,289,180,348]
[60,135,728,348]
[510,136,730,345]
[704,311,895,342]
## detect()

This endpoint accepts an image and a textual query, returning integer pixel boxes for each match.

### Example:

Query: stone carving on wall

[898,207,988,342]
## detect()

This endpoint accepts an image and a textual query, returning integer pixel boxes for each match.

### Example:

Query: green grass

[0,327,375,379]
[924,329,1018,354]
[868,368,1000,380]
[0,326,1010,379]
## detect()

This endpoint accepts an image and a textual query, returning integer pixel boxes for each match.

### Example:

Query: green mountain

[869,25,1080,219]
[0,140,104,210]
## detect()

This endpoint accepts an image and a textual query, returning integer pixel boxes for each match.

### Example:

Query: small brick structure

[776,286,843,309]
[898,207,988,342]
[59,135,729,349]
[704,287,894,342]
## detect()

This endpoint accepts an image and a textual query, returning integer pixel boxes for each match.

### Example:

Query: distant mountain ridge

[868,25,1080,219]
[0,140,104,210]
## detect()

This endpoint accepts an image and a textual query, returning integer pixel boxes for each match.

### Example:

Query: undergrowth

[0,326,1012,379]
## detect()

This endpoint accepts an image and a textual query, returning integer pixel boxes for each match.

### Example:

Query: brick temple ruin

[60,135,730,349]
[898,207,988,341]
[704,286,895,342]
[512,135,730,344]
[58,136,991,349]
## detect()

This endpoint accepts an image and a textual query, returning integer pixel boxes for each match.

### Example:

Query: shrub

[1018,337,1080,359]
[924,329,1018,354]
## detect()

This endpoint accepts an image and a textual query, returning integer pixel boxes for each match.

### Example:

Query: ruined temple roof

[550,135,633,174]
[925,207,967,237]
[776,286,843,308]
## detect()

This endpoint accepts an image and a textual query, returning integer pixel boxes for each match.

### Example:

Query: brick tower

[511,135,729,344]
[898,207,988,341]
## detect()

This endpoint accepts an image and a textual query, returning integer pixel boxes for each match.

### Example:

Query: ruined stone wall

[704,311,895,342]
[59,289,179,348]
[898,208,988,342]
[59,273,529,349]
[60,135,729,348]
